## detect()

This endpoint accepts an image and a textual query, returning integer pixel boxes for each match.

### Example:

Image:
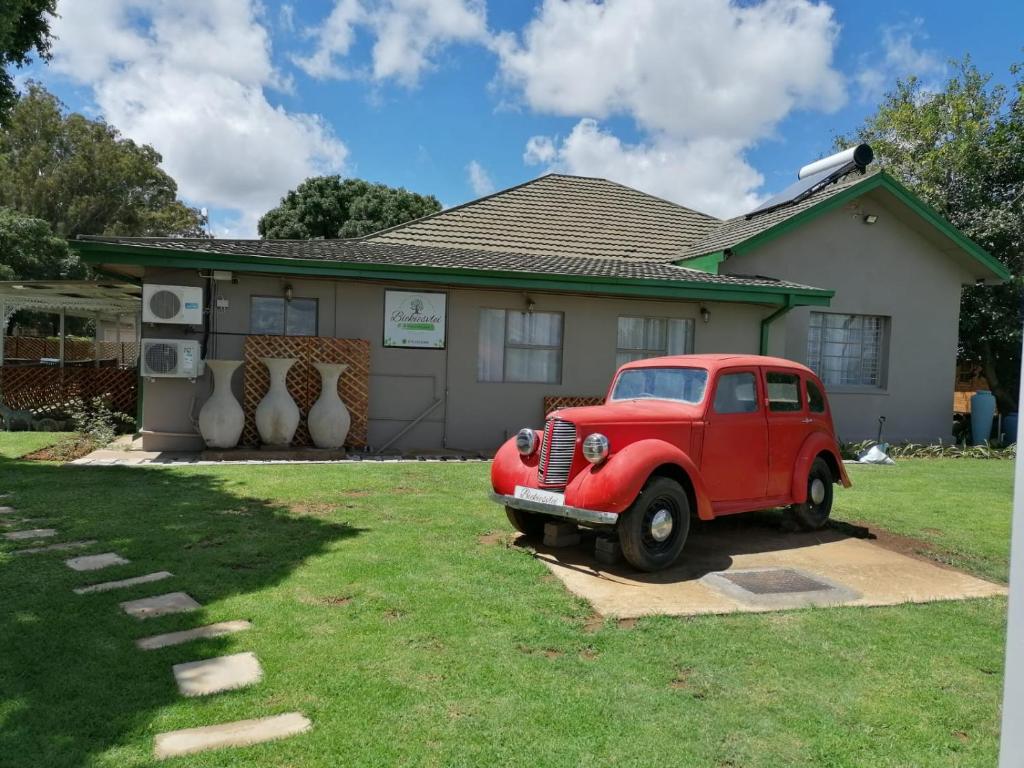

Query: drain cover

[720,569,832,595]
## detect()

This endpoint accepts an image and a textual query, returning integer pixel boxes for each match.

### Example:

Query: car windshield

[610,367,708,405]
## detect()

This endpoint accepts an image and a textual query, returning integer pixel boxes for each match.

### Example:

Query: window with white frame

[250,296,318,336]
[478,309,563,383]
[807,312,886,387]
[616,316,694,367]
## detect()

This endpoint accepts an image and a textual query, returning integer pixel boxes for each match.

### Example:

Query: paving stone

[65,552,130,571]
[4,528,56,541]
[120,592,201,619]
[14,539,98,555]
[74,571,173,595]
[153,712,312,760]
[172,651,263,697]
[136,620,253,650]
[0,505,17,514]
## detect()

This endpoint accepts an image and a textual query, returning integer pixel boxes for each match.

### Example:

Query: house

[73,158,1008,453]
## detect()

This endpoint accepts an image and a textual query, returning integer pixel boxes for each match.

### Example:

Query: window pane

[285,298,317,336]
[713,372,758,414]
[617,317,645,350]
[807,311,884,387]
[766,371,802,412]
[251,297,284,335]
[666,318,694,355]
[478,309,505,382]
[505,348,560,383]
[507,311,562,346]
[616,350,646,367]
[807,380,826,413]
[610,367,708,404]
[644,318,667,351]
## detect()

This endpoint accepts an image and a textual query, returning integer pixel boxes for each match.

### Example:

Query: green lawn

[0,450,1011,767]
[0,431,76,459]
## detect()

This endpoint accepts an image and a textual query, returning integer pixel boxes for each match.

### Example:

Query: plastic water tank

[970,390,996,445]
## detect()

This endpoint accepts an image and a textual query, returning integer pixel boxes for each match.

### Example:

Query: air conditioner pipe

[798,144,873,180]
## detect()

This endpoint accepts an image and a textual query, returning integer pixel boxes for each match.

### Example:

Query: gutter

[759,295,795,355]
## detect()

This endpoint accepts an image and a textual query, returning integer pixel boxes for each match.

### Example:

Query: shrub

[69,397,132,447]
[840,439,1016,461]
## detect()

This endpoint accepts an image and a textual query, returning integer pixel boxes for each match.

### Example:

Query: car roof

[618,353,817,376]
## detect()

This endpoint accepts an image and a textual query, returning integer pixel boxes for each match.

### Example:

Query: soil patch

[24,436,96,463]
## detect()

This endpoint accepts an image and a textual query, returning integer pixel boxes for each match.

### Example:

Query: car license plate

[514,485,565,507]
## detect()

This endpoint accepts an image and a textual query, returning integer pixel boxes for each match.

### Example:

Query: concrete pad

[136,620,252,650]
[532,518,1008,618]
[4,528,56,541]
[74,571,173,595]
[172,651,263,696]
[13,539,97,555]
[65,552,130,571]
[120,592,201,619]
[154,712,311,760]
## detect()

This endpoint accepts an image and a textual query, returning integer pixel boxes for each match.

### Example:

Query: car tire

[792,457,833,531]
[618,476,691,572]
[505,506,547,538]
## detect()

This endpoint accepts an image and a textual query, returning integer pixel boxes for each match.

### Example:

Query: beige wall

[722,187,977,443]
[138,267,771,452]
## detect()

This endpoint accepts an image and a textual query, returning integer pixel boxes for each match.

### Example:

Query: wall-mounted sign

[383,290,447,349]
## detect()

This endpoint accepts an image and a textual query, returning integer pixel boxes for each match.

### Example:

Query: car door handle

[801,418,813,424]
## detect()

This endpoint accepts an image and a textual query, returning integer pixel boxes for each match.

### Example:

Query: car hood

[549,399,703,426]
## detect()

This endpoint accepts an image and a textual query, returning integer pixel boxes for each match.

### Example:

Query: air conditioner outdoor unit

[141,339,203,378]
[142,284,203,325]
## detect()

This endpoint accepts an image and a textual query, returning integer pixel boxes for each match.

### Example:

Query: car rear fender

[791,432,851,503]
[566,439,714,520]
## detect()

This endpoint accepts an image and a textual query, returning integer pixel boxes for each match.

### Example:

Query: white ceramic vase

[255,357,300,447]
[308,362,350,449]
[197,360,245,449]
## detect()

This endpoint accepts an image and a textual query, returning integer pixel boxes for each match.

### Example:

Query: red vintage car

[490,354,851,572]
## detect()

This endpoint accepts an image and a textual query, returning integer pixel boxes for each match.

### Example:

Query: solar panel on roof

[745,165,844,219]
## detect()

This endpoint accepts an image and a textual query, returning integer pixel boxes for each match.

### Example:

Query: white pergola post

[58,308,66,369]
[94,313,101,368]
[115,313,123,366]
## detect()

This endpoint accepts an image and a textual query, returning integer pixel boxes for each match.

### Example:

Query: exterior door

[763,367,808,497]
[701,368,769,501]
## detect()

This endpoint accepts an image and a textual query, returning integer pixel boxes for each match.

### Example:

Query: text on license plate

[514,486,565,506]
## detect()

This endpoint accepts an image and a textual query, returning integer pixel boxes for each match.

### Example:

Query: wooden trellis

[0,366,138,414]
[2,337,139,365]
[242,336,370,449]
[544,395,605,415]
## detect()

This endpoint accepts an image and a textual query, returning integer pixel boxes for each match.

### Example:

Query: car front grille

[538,418,576,487]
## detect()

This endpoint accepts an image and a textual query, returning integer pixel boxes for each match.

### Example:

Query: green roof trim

[687,171,1010,281]
[72,241,834,308]
[681,250,725,274]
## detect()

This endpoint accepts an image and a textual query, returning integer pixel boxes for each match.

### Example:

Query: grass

[0,431,77,459]
[0,451,1011,767]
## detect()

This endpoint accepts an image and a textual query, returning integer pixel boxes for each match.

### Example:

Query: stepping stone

[136,620,252,651]
[14,540,97,555]
[0,505,15,514]
[121,592,201,620]
[65,552,129,571]
[4,528,56,541]
[153,712,311,760]
[74,571,173,595]
[172,651,262,697]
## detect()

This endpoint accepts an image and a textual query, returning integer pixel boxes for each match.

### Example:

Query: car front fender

[490,434,541,496]
[566,439,714,520]
[791,431,851,503]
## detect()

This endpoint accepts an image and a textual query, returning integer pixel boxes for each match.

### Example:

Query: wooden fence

[0,366,138,414]
[242,335,370,449]
[2,337,139,366]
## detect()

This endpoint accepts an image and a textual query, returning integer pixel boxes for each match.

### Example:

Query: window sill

[825,386,888,396]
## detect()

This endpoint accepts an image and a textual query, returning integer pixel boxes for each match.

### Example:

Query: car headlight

[515,427,539,456]
[582,433,610,464]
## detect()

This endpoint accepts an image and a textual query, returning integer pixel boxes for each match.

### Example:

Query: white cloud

[48,0,348,236]
[856,20,946,102]
[466,160,494,196]
[500,0,847,217]
[295,0,488,87]
[525,120,763,218]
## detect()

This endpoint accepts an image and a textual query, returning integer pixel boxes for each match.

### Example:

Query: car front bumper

[489,492,619,526]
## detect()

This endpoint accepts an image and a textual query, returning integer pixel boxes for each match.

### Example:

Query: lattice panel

[3,338,139,365]
[0,366,138,414]
[544,396,605,416]
[242,336,370,449]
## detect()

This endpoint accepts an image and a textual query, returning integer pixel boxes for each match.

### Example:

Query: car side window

[806,379,826,413]
[766,371,802,412]
[713,372,758,414]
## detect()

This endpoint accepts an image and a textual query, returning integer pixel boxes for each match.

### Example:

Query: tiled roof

[76,236,826,293]
[678,169,877,260]
[365,174,722,260]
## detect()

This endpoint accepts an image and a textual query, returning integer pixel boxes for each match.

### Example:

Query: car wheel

[792,457,833,530]
[505,506,547,538]
[618,476,691,572]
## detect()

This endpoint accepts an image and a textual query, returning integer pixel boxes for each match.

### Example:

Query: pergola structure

[0,280,141,367]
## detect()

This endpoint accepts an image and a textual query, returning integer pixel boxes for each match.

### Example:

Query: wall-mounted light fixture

[526,297,536,314]
[284,284,294,302]
[862,214,878,225]
[700,306,710,324]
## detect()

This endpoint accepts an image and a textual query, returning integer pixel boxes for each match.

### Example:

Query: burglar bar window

[807,312,886,387]
[250,296,318,336]
[478,309,563,383]
[616,316,694,367]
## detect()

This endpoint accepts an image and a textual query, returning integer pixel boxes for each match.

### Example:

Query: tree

[258,176,441,239]
[0,207,81,281]
[0,1,54,122]
[0,83,207,239]
[844,59,1024,413]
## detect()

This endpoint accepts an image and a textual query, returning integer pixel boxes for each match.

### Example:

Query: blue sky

[24,0,1024,236]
